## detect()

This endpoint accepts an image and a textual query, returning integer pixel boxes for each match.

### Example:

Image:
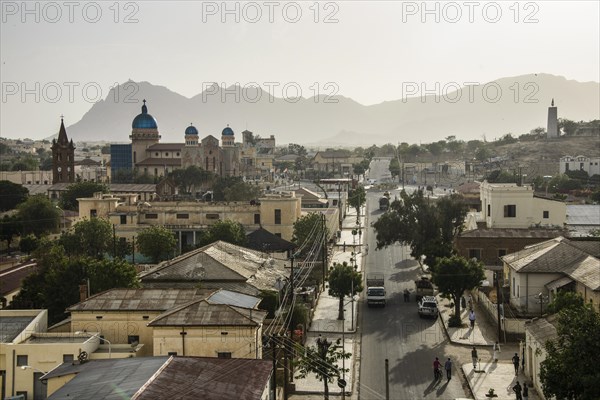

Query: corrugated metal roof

[567,255,600,291]
[460,228,565,238]
[525,317,557,344]
[147,143,184,151]
[140,241,287,292]
[148,300,266,327]
[566,205,600,226]
[133,357,272,400]
[0,316,36,343]
[67,289,208,312]
[46,357,169,400]
[207,289,262,309]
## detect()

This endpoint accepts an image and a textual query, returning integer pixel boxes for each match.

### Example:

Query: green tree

[61,218,113,259]
[170,165,213,194]
[353,159,370,177]
[212,176,244,201]
[373,190,467,267]
[348,186,366,220]
[431,255,485,326]
[223,181,262,201]
[137,226,177,263]
[540,301,600,400]
[17,194,59,236]
[328,262,363,320]
[388,158,400,179]
[10,242,139,324]
[558,118,579,136]
[0,180,29,211]
[197,219,247,247]
[546,291,585,314]
[0,214,21,250]
[294,337,351,400]
[19,234,39,254]
[292,212,328,258]
[486,169,518,183]
[59,181,108,211]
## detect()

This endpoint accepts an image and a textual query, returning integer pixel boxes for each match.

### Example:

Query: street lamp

[76,331,112,358]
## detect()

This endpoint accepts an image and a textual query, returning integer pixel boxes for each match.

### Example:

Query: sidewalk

[437,295,541,399]
[292,207,365,398]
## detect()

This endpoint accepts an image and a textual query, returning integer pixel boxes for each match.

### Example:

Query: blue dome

[222,125,234,136]
[132,100,158,129]
[185,124,198,136]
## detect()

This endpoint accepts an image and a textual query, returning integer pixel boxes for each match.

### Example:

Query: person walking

[523,384,529,400]
[404,289,410,302]
[492,341,501,362]
[512,353,520,375]
[471,347,478,370]
[468,310,476,329]
[513,380,523,400]
[433,357,442,380]
[444,358,452,382]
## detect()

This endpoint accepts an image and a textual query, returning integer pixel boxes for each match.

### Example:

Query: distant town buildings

[559,155,600,176]
[110,100,275,182]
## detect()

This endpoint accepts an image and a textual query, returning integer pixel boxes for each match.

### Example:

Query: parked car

[417,296,439,318]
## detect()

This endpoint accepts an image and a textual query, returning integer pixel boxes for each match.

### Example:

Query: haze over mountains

[60,74,599,146]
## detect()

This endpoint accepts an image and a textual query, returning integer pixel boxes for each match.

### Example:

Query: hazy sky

[1,0,599,139]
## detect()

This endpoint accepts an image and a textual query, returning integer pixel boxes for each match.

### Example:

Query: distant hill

[59,74,599,146]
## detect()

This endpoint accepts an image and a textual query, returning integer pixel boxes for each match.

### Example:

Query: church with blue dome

[124,100,249,180]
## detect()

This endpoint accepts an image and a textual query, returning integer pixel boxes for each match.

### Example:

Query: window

[274,209,281,225]
[487,204,491,217]
[90,209,97,218]
[120,215,127,224]
[16,355,28,366]
[498,249,507,258]
[167,352,177,356]
[206,213,220,220]
[503,205,516,218]
[543,211,549,219]
[217,352,232,359]
[468,249,481,260]
[16,391,28,400]
[128,335,140,344]
[145,213,158,219]
[254,214,260,224]
[275,233,282,238]
[63,354,74,363]
[176,214,189,219]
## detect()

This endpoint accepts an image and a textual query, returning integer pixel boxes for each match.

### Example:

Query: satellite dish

[78,351,89,363]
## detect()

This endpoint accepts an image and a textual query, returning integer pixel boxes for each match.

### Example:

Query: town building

[559,155,600,177]
[110,100,272,182]
[524,316,557,400]
[501,236,600,314]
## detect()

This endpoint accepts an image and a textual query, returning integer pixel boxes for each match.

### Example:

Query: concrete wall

[480,182,565,229]
[152,325,263,359]
[70,311,161,357]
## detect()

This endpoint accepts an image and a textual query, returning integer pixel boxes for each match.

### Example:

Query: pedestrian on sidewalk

[492,341,501,362]
[512,353,520,375]
[468,310,476,329]
[471,347,478,370]
[523,384,529,400]
[403,289,410,302]
[513,381,523,400]
[444,358,452,381]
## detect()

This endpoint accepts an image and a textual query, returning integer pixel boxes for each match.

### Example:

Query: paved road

[358,168,469,399]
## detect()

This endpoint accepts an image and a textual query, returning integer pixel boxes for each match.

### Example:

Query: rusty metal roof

[46,357,272,400]
[67,288,212,312]
[133,357,272,400]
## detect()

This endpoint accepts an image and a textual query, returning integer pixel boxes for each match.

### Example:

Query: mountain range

[60,74,599,146]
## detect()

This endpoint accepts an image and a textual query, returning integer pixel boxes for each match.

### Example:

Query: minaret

[51,116,76,184]
[547,98,558,139]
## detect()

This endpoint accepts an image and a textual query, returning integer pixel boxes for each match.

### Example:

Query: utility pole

[290,255,295,297]
[113,224,117,258]
[321,213,327,290]
[495,271,503,342]
[385,358,390,400]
